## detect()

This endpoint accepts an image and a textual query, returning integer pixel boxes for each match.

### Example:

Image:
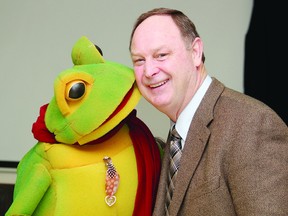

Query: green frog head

[44,36,141,145]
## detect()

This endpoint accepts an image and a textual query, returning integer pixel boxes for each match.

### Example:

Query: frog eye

[66,80,86,101]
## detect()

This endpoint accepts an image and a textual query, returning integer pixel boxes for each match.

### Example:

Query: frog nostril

[66,81,86,100]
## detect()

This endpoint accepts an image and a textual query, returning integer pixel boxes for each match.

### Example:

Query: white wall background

[0,0,253,163]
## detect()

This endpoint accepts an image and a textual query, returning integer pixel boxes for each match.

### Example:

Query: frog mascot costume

[6,36,161,216]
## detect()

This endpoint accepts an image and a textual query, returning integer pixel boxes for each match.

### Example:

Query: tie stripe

[165,126,182,215]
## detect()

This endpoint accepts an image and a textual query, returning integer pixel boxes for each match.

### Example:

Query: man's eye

[157,53,167,60]
[133,59,145,66]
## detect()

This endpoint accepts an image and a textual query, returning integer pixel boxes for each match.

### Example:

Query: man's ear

[191,37,203,66]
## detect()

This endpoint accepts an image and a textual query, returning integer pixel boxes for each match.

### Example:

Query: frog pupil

[69,82,85,99]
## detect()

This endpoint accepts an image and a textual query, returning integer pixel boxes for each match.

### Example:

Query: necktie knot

[171,126,180,138]
[170,125,182,149]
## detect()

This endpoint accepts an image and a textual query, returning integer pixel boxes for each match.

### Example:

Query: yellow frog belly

[34,125,138,216]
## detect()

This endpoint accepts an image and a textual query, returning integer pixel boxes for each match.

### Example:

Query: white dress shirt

[171,75,212,149]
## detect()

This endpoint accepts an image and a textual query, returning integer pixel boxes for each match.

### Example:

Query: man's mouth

[149,80,167,88]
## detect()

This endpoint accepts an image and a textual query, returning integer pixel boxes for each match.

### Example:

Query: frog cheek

[47,79,93,144]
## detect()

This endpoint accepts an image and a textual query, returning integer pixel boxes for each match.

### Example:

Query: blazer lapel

[169,78,225,215]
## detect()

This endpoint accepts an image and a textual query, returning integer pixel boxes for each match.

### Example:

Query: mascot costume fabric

[6,36,161,216]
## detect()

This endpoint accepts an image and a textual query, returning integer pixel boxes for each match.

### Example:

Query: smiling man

[129,7,288,216]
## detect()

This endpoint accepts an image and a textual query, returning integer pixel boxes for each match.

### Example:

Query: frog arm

[5,145,52,216]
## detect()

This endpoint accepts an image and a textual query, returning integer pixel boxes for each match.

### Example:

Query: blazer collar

[168,78,225,215]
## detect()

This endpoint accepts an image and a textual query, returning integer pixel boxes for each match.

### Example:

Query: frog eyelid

[66,80,86,101]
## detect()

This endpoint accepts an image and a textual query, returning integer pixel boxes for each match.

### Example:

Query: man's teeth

[150,81,166,88]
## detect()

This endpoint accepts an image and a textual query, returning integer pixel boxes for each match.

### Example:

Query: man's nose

[144,60,159,77]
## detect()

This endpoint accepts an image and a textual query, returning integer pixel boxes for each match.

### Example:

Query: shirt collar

[171,75,212,145]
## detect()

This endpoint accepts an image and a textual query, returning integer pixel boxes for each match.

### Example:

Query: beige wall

[0,0,253,170]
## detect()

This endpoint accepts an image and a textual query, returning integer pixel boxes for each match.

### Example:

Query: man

[129,7,288,216]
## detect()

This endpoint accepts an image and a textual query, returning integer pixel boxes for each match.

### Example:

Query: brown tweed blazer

[153,78,288,216]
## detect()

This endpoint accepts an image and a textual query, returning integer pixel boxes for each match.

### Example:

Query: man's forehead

[133,16,179,42]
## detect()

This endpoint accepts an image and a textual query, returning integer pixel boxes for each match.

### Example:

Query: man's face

[130,15,197,117]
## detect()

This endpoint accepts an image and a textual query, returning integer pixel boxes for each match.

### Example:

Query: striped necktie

[165,125,182,215]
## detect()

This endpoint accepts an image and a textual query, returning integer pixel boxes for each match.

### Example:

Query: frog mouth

[77,83,141,144]
[102,85,134,124]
